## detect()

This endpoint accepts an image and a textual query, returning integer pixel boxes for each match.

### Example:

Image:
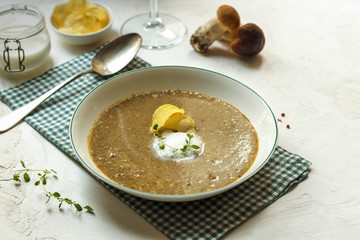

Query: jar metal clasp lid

[3,39,25,72]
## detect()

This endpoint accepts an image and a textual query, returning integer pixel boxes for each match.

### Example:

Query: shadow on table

[204,46,264,69]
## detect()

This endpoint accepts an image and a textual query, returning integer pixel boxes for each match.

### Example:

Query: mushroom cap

[216,5,240,32]
[231,23,265,56]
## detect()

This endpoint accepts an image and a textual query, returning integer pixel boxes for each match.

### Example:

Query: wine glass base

[120,13,187,49]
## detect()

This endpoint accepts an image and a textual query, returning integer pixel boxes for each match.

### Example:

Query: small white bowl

[70,66,278,202]
[50,3,113,45]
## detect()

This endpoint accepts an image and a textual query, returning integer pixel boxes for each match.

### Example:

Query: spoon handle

[0,68,93,133]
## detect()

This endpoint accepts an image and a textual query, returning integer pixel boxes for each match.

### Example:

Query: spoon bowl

[0,33,142,133]
[92,33,142,75]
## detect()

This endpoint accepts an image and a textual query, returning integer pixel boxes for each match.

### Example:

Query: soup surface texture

[88,90,258,195]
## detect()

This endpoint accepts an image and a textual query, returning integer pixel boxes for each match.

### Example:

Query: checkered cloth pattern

[0,46,311,240]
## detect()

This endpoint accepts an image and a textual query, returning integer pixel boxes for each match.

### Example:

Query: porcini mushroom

[230,23,265,56]
[190,5,240,52]
[191,5,265,56]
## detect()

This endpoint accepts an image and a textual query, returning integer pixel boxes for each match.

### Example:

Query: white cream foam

[152,131,204,160]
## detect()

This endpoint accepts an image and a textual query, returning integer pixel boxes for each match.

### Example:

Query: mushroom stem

[220,30,237,43]
[190,5,240,53]
[190,18,227,53]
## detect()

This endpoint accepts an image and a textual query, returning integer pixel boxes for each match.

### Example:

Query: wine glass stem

[149,0,159,19]
[145,0,163,29]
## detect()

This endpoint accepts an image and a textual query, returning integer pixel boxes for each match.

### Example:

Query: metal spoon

[0,33,142,133]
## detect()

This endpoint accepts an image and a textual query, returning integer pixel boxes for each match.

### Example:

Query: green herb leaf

[53,192,61,198]
[191,145,200,149]
[23,172,31,182]
[84,205,94,213]
[13,173,20,182]
[153,124,158,130]
[74,203,83,211]
[180,145,188,152]
[46,194,51,203]
[12,161,94,214]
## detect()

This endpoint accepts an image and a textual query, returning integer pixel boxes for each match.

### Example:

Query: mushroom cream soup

[88,90,258,195]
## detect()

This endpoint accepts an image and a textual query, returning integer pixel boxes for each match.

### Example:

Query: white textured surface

[0,0,359,239]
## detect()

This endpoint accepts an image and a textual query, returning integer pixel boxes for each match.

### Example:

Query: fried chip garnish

[51,0,109,34]
[152,104,195,133]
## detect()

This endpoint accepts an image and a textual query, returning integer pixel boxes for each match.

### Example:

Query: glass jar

[0,4,51,73]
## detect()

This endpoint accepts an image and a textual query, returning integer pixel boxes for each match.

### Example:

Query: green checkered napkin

[0,47,311,240]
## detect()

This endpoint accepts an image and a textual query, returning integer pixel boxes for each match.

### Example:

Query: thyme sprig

[153,124,200,152]
[13,161,94,213]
